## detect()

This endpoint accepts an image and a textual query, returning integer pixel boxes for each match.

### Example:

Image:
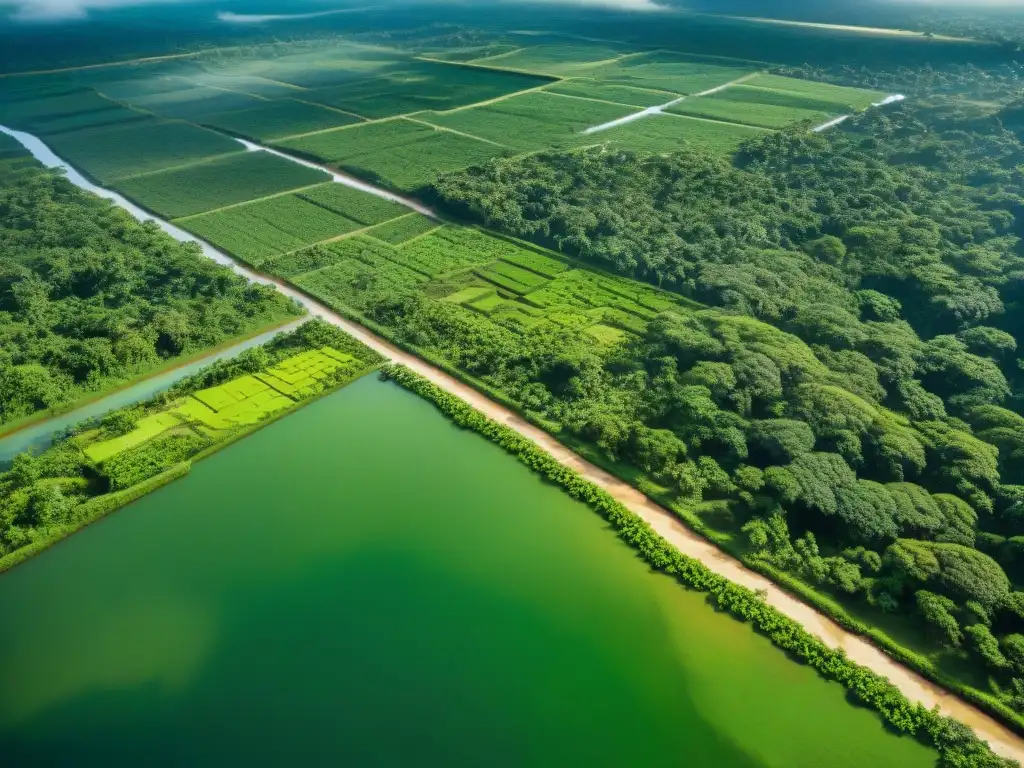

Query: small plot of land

[27,106,151,136]
[427,44,520,62]
[182,73,305,99]
[199,100,362,141]
[116,151,329,219]
[386,227,498,277]
[545,81,678,108]
[666,90,832,129]
[471,45,629,76]
[296,182,409,226]
[588,52,755,94]
[422,92,639,151]
[366,213,440,245]
[583,113,768,155]
[291,237,429,305]
[300,60,552,119]
[121,86,266,120]
[0,89,123,130]
[45,119,243,183]
[277,118,506,191]
[743,74,887,110]
[179,193,362,266]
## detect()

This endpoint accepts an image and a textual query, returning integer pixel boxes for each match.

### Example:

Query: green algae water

[0,378,935,767]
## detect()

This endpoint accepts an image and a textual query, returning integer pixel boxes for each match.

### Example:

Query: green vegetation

[666,91,832,129]
[422,92,639,151]
[545,81,678,108]
[44,119,243,183]
[0,159,299,429]
[366,213,440,244]
[296,182,409,226]
[179,192,363,266]
[121,86,265,120]
[588,51,755,94]
[277,118,506,191]
[0,320,381,570]
[381,363,1011,768]
[471,44,629,76]
[745,74,887,110]
[200,100,362,141]
[300,60,552,118]
[116,151,329,219]
[590,113,769,154]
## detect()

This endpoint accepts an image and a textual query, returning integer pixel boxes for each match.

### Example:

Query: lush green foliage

[544,81,676,108]
[382,363,1013,768]
[199,99,362,142]
[297,182,409,226]
[366,213,440,244]
[0,162,299,426]
[117,151,329,219]
[666,92,832,130]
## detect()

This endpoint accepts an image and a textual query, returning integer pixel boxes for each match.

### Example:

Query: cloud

[217,8,365,24]
[3,0,177,21]
[523,0,666,10]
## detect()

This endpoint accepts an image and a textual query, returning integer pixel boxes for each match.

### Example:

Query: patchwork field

[666,91,832,129]
[743,73,887,110]
[116,151,329,218]
[297,182,409,226]
[544,81,678,108]
[277,118,506,191]
[421,92,639,151]
[199,100,362,141]
[44,119,243,182]
[121,86,266,120]
[470,44,631,76]
[300,60,553,119]
[588,52,756,94]
[584,113,770,154]
[366,213,440,244]
[179,191,366,265]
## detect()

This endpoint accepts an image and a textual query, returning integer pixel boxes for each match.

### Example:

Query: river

[0,377,936,767]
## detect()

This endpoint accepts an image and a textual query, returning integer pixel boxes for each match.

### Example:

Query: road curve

[3,124,1023,764]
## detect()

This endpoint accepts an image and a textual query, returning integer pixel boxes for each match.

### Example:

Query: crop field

[494,244,570,278]
[582,112,768,155]
[388,227,498,276]
[470,45,631,76]
[743,74,887,110]
[91,74,197,101]
[544,81,677,107]
[0,89,123,129]
[278,118,505,191]
[426,44,520,62]
[422,92,639,151]
[44,119,243,183]
[666,92,832,129]
[296,182,409,226]
[367,213,440,244]
[122,86,266,120]
[199,100,361,141]
[475,260,549,293]
[301,61,551,119]
[182,73,306,99]
[28,106,151,136]
[180,193,362,265]
[714,84,871,113]
[117,151,329,219]
[291,237,429,307]
[588,52,756,94]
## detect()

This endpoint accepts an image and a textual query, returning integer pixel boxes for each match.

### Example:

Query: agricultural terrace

[276,118,506,191]
[115,151,330,219]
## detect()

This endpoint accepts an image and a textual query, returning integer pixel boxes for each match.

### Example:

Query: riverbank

[4,124,1023,763]
[0,315,302,444]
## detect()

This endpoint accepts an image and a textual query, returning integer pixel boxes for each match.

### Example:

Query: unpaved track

[5,124,1024,764]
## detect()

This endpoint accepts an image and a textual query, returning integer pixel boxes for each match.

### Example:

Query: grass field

[28,106,152,136]
[300,60,552,119]
[588,52,755,94]
[714,84,873,113]
[471,44,630,76]
[0,89,123,128]
[296,182,409,226]
[666,91,832,129]
[179,193,362,265]
[199,100,362,141]
[544,81,677,107]
[422,92,639,151]
[45,118,243,183]
[277,118,506,191]
[744,74,887,109]
[116,151,329,218]
[122,86,266,120]
[366,213,439,244]
[582,112,769,155]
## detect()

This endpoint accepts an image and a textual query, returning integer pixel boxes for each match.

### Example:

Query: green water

[0,378,935,767]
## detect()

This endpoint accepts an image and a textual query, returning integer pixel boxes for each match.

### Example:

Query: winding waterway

[4,124,1023,762]
[0,378,936,767]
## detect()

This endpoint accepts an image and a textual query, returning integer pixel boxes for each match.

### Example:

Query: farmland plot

[199,100,361,141]
[117,151,329,219]
[179,194,361,265]
[388,227,498,276]
[123,86,265,120]
[666,92,831,129]
[366,213,439,244]
[300,60,552,118]
[44,119,243,183]
[545,81,678,107]
[580,112,768,155]
[743,74,888,110]
[471,44,629,76]
[297,182,408,225]
[28,106,151,136]
[588,52,755,94]
[0,89,122,129]
[422,92,639,151]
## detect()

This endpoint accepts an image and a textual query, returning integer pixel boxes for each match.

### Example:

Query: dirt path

[7,123,1024,764]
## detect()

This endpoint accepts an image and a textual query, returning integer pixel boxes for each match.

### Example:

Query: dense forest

[424,100,1024,716]
[0,157,300,428]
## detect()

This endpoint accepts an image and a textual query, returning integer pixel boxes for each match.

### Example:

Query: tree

[916,590,963,647]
